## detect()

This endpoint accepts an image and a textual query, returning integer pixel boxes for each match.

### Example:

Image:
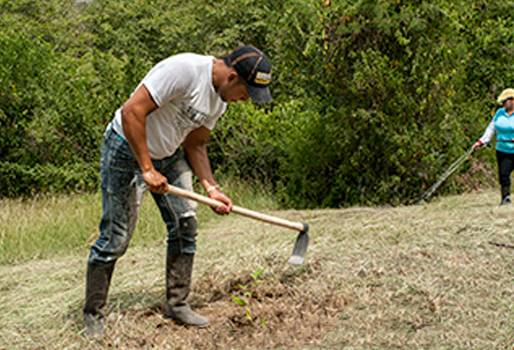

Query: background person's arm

[121,84,168,193]
[479,120,495,144]
[473,120,495,150]
[183,126,233,214]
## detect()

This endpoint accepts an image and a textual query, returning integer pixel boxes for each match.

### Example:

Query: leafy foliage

[0,0,510,205]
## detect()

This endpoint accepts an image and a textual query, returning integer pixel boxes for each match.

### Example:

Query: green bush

[0,0,511,205]
[0,161,98,196]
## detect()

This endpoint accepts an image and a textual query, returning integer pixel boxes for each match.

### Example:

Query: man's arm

[183,127,233,214]
[122,84,168,193]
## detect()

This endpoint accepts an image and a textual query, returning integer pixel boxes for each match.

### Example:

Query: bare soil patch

[96,258,346,349]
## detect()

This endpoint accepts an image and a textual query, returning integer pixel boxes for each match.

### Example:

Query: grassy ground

[0,180,277,265]
[0,189,513,349]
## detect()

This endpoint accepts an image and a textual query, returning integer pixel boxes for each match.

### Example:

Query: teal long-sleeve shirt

[479,108,514,154]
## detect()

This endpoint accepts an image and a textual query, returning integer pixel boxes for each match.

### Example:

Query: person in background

[473,88,514,205]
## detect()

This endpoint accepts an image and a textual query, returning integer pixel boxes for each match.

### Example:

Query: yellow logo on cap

[255,71,271,85]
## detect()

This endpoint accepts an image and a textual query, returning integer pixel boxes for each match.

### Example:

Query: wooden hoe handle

[166,184,305,232]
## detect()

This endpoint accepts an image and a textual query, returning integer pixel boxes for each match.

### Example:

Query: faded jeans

[87,125,198,266]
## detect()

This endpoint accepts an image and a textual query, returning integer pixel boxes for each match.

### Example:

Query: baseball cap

[224,45,272,104]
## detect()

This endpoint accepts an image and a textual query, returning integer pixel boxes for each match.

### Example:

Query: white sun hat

[497,88,514,104]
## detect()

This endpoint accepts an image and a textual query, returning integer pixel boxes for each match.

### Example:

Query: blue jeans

[87,126,198,266]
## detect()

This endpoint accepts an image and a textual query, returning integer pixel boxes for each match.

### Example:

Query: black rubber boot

[165,217,208,327]
[501,186,511,205]
[83,262,115,338]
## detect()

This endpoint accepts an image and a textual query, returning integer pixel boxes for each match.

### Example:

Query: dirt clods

[104,258,346,349]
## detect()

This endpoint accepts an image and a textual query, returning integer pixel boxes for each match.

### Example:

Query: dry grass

[0,189,513,349]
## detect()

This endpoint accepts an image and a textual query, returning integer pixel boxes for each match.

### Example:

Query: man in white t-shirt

[83,45,272,337]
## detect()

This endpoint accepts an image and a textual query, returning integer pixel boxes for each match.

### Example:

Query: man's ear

[227,70,239,83]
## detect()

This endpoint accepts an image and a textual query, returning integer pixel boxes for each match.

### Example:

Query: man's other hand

[208,189,233,215]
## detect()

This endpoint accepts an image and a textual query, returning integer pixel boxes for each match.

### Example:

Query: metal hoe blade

[288,223,309,265]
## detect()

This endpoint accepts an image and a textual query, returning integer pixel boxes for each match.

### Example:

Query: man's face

[218,72,250,103]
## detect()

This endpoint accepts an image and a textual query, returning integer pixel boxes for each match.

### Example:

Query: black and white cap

[224,45,272,104]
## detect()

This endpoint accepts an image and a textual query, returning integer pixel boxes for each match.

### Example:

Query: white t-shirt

[111,53,227,160]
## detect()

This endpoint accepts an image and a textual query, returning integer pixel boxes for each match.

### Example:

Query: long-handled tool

[417,147,474,204]
[166,184,309,265]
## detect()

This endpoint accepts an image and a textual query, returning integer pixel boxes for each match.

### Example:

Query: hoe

[166,184,309,265]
